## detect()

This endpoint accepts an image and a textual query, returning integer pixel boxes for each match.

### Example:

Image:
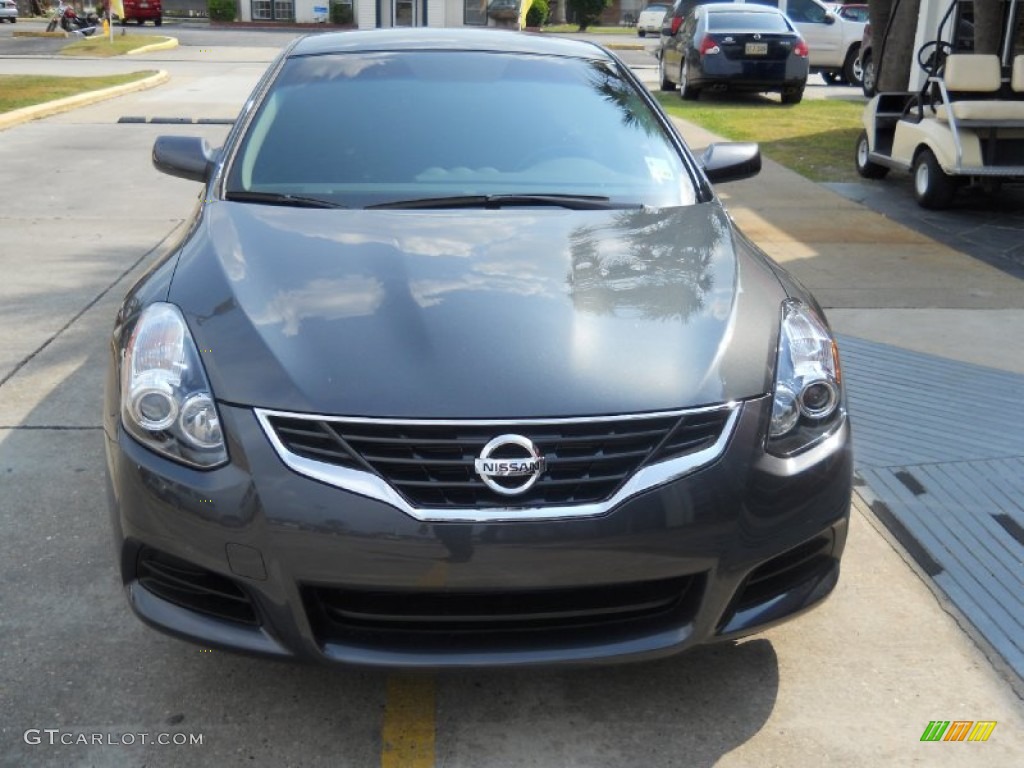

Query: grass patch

[0,72,157,113]
[654,93,865,183]
[62,33,168,57]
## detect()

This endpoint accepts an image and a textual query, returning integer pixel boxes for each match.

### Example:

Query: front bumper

[104,398,852,668]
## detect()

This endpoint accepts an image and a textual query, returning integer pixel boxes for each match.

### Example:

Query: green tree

[526,0,550,27]
[567,0,609,31]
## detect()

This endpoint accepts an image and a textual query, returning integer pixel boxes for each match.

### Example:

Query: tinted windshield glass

[707,11,792,31]
[225,51,697,208]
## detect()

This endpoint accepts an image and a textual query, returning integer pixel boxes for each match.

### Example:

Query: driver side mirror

[823,12,836,24]
[700,142,762,184]
[152,136,219,183]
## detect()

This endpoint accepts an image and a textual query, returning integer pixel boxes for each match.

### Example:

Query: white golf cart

[855,0,1024,208]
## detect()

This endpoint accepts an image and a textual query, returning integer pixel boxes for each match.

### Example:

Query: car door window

[787,0,828,23]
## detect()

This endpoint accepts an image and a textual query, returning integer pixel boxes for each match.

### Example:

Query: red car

[119,0,163,25]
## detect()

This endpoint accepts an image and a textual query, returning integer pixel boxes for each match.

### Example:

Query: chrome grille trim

[255,405,740,523]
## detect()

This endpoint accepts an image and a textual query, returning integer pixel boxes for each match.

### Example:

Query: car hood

[167,202,785,418]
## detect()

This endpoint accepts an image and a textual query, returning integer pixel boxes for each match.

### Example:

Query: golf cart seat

[932,54,1024,123]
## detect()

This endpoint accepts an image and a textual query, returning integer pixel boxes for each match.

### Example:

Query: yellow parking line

[380,673,436,768]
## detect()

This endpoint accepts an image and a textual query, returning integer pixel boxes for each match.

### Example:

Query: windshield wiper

[367,194,638,211]
[224,191,348,209]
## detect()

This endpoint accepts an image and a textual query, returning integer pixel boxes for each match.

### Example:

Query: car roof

[700,2,786,12]
[289,28,615,61]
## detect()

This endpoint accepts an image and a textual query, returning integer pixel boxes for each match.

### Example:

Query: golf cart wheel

[821,72,838,85]
[912,148,956,209]
[155,15,162,26]
[855,131,888,179]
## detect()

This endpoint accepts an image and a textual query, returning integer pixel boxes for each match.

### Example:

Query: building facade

[236,0,603,28]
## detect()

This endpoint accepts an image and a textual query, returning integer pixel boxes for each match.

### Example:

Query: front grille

[303,575,702,650]
[136,547,259,626]
[264,409,731,509]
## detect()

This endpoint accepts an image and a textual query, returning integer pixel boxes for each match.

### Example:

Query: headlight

[767,299,844,456]
[120,303,227,468]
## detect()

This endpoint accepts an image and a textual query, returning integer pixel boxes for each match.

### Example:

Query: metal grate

[264,409,731,509]
[303,575,699,645]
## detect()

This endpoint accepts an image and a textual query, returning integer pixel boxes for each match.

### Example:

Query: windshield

[224,51,698,209]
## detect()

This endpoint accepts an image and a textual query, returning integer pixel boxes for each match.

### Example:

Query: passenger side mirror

[700,142,761,183]
[152,136,218,183]
[823,12,836,24]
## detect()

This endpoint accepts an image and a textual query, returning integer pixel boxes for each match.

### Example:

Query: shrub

[525,0,549,27]
[330,2,354,24]
[207,0,236,22]
[567,0,609,31]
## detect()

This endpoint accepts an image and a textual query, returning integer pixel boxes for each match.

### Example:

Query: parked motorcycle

[45,1,100,35]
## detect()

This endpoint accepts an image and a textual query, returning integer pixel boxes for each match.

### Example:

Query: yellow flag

[519,0,535,28]
[110,0,125,19]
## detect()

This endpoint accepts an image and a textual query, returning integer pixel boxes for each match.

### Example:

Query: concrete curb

[126,36,179,55]
[13,30,69,38]
[0,69,170,132]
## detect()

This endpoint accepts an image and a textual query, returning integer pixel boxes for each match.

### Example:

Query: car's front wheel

[680,60,700,100]
[913,148,956,208]
[855,131,888,179]
[843,45,863,87]
[861,51,876,97]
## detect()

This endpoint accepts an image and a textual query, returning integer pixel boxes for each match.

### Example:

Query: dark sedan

[104,29,851,667]
[659,3,811,104]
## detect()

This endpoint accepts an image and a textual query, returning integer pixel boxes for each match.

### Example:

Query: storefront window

[464,0,487,25]
[251,0,294,20]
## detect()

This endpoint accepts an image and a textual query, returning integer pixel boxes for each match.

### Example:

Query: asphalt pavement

[1,26,1023,768]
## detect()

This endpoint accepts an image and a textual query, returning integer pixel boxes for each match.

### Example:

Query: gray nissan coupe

[103,29,852,667]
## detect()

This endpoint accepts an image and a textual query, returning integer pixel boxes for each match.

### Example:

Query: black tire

[861,51,876,98]
[821,71,838,85]
[46,18,56,30]
[658,54,675,92]
[155,15,162,26]
[855,131,888,179]
[780,87,804,105]
[136,18,144,25]
[680,60,700,101]
[843,44,862,88]
[638,30,645,38]
[912,148,956,209]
